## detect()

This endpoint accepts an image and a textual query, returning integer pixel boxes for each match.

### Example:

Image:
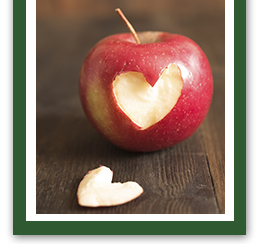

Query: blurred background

[36,0,225,57]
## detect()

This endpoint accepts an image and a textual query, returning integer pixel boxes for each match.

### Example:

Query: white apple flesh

[77,166,143,207]
[113,63,183,130]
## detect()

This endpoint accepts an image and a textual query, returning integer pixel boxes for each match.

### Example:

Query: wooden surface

[36,0,225,214]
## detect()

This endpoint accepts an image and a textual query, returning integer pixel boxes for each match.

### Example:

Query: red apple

[79,12,213,152]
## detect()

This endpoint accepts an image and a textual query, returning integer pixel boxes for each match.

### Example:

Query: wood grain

[36,0,225,214]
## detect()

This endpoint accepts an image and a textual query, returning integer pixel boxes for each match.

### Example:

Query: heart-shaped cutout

[113,63,183,130]
[77,166,143,207]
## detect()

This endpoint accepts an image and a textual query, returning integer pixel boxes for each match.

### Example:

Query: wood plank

[37,114,219,213]
[199,72,225,213]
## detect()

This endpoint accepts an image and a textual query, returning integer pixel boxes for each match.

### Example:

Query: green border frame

[13,0,246,235]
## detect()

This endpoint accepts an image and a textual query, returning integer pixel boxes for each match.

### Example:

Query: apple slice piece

[77,166,143,207]
[113,63,183,130]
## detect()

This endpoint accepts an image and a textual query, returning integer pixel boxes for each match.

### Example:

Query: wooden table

[36,0,225,214]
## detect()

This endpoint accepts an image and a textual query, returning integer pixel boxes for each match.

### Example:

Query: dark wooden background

[36,0,225,214]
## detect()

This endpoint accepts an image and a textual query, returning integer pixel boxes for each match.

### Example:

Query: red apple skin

[79,32,213,152]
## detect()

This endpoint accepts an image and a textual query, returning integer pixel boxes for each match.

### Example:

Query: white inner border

[26,0,234,221]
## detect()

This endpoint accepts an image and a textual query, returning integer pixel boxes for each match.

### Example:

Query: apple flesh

[79,31,213,152]
[77,166,143,207]
[113,63,183,130]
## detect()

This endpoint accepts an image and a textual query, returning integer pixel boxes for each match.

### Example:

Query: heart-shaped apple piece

[77,166,143,207]
[113,63,183,130]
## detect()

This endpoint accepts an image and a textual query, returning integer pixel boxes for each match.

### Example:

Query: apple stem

[115,8,141,44]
